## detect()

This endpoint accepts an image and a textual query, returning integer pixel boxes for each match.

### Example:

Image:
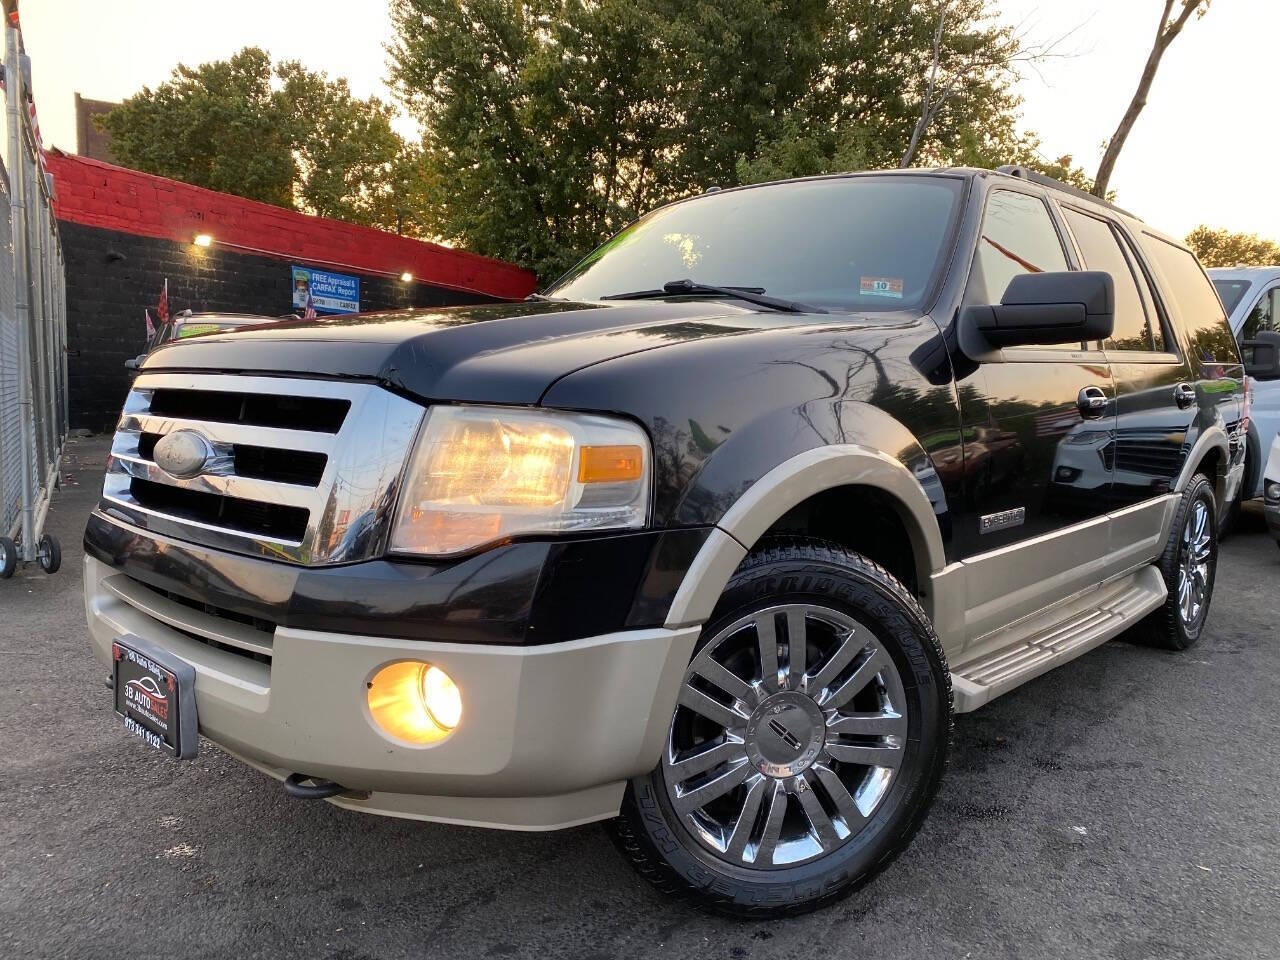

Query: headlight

[390,405,651,556]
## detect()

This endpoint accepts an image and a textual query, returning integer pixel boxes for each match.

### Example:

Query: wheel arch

[664,443,947,629]
[1174,424,1231,509]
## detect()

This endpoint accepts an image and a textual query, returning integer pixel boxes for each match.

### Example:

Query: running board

[950,565,1167,713]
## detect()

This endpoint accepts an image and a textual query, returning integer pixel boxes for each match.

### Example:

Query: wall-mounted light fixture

[193,233,213,247]
[400,271,414,282]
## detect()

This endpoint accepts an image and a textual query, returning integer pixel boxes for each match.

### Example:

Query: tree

[1093,0,1210,198]
[390,0,1060,281]
[1185,226,1280,267]
[99,48,418,233]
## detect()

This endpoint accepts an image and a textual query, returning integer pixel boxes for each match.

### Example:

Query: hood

[142,299,895,405]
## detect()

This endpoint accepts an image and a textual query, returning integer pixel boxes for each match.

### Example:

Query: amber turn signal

[578,444,645,483]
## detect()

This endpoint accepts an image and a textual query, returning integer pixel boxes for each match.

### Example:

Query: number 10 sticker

[860,276,904,299]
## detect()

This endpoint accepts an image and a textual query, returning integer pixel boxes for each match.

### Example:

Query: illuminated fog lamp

[193,233,213,248]
[367,661,461,743]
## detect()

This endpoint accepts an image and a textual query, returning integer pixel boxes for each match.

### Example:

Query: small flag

[157,279,169,325]
[144,309,155,339]
[303,292,316,319]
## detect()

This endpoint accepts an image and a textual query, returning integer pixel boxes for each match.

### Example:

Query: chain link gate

[0,3,68,579]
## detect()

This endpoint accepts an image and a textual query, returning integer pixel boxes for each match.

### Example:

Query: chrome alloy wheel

[1177,498,1213,627]
[662,603,908,869]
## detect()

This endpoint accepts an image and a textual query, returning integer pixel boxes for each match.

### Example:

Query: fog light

[1267,481,1280,502]
[367,661,461,743]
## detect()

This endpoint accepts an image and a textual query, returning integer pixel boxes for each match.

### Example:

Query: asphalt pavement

[2,434,1278,960]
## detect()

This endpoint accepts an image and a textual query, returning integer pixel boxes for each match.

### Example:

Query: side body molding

[664,443,948,631]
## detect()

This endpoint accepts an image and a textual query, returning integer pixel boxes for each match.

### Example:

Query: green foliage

[99,47,417,233]
[390,0,1061,282]
[1186,225,1280,267]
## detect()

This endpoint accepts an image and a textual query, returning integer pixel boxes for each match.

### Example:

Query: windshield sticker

[860,277,904,299]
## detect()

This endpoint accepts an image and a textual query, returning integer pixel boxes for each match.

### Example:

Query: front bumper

[84,549,699,830]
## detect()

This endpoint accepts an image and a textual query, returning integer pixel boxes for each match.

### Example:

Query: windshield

[546,175,965,312]
[1211,277,1252,317]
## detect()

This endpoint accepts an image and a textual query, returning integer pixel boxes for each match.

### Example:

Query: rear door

[1059,205,1185,576]
[1134,233,1245,514]
[955,187,1116,641]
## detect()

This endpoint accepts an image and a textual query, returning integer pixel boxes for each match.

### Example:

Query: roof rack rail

[994,165,1141,221]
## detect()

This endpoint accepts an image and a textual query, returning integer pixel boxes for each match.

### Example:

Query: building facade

[46,150,537,431]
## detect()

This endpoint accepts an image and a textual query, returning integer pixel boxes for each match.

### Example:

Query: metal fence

[0,8,68,575]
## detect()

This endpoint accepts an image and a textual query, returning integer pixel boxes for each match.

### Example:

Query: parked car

[1265,433,1280,548]
[84,166,1245,916]
[1207,266,1280,504]
[124,311,293,371]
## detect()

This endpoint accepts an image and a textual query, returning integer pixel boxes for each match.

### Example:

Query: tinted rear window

[1139,235,1239,363]
[1064,207,1161,351]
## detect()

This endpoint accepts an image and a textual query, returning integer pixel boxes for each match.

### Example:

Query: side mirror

[961,270,1115,348]
[123,356,142,371]
[1243,331,1280,381]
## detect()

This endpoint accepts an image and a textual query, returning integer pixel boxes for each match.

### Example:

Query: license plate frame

[112,634,198,759]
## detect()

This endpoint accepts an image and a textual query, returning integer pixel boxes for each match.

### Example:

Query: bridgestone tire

[611,538,952,917]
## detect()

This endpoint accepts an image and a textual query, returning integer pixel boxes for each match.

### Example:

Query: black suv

[85,166,1246,916]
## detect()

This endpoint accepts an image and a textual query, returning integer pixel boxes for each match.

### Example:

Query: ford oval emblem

[152,429,212,479]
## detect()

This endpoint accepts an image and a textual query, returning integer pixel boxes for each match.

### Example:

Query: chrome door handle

[1077,386,1108,419]
[1173,382,1196,409]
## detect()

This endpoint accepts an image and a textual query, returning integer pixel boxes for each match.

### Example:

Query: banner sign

[292,265,359,315]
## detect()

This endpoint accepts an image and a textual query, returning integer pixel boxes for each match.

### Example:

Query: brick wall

[45,150,539,431]
[62,221,499,432]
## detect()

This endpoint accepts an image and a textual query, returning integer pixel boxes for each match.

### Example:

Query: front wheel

[611,539,951,917]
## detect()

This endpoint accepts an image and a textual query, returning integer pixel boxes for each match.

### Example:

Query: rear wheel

[1142,474,1218,650]
[612,539,951,917]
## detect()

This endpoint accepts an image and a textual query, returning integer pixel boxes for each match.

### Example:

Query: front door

[955,188,1116,642]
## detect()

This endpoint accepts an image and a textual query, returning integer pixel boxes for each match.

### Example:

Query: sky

[20,0,1280,241]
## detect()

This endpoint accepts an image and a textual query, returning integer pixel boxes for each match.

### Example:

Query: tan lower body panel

[84,554,699,829]
[223,744,626,831]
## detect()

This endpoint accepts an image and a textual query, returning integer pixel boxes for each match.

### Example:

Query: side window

[1120,235,1167,352]
[1063,208,1162,352]
[968,190,1070,305]
[1139,234,1239,364]
[1240,287,1279,341]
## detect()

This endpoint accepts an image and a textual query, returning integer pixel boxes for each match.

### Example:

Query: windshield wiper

[601,279,826,314]
[524,292,565,302]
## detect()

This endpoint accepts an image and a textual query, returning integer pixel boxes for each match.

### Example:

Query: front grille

[159,585,278,635]
[129,477,310,541]
[101,373,425,565]
[104,573,274,666]
[148,388,349,432]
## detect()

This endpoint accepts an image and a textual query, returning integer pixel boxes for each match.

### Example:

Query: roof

[1205,265,1280,280]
